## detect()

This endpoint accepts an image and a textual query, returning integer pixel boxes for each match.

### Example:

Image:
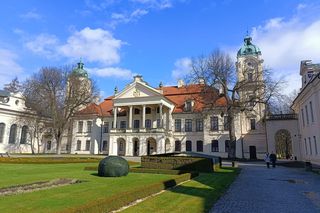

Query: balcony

[266,114,297,120]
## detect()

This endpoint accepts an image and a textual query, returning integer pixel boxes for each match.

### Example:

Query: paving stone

[210,162,320,213]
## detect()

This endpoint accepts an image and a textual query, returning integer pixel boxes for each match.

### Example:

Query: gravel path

[210,162,320,213]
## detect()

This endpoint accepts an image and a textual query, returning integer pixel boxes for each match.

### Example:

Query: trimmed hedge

[0,157,100,164]
[59,172,198,213]
[141,156,214,173]
[84,166,190,175]
[130,168,190,175]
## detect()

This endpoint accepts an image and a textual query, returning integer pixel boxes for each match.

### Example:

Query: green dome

[237,36,261,57]
[72,60,88,78]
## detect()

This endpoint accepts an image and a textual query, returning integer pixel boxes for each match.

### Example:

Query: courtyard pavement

[210,161,320,213]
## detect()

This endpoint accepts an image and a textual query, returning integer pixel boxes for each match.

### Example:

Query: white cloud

[88,67,134,79]
[20,10,42,20]
[59,27,122,65]
[171,57,191,80]
[110,9,149,27]
[0,49,23,87]
[241,5,320,95]
[25,34,59,58]
[131,0,173,9]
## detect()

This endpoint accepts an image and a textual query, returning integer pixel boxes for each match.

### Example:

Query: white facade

[0,91,52,154]
[292,60,320,166]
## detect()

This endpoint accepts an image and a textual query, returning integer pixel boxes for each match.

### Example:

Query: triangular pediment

[115,81,161,99]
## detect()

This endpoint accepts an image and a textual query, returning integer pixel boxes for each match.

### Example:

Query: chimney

[178,79,185,88]
[199,78,205,84]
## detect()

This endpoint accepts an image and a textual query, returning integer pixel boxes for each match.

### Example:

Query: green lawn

[122,168,239,213]
[0,163,177,213]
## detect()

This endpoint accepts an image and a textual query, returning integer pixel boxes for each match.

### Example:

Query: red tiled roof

[76,84,227,116]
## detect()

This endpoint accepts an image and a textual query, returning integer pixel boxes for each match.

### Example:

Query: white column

[142,105,146,128]
[159,104,163,128]
[168,108,173,131]
[113,107,117,129]
[129,106,133,129]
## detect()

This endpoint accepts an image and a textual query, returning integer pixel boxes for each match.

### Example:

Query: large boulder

[98,156,129,177]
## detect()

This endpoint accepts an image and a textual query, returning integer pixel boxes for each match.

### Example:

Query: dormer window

[185,100,193,112]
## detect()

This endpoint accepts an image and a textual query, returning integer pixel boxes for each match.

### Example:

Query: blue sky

[1,0,320,98]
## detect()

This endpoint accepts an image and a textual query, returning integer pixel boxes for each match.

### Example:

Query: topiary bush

[98,156,129,177]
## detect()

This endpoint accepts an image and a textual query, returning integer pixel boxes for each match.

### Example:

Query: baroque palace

[2,36,318,164]
[59,36,272,159]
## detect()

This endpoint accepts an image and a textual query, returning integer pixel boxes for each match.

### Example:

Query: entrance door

[133,140,139,156]
[147,139,156,155]
[117,139,126,156]
[249,146,257,159]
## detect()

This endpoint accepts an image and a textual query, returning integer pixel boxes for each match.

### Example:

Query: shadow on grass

[167,167,239,212]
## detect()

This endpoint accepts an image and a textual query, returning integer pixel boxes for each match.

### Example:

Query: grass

[0,163,177,213]
[122,167,240,213]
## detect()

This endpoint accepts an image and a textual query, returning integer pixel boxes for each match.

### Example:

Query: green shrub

[141,156,214,173]
[98,156,129,177]
[60,172,198,213]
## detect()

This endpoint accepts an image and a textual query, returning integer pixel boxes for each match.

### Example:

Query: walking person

[269,152,277,168]
[264,152,270,168]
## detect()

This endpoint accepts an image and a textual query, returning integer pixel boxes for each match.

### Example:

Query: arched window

[20,126,28,144]
[9,124,17,144]
[0,123,5,143]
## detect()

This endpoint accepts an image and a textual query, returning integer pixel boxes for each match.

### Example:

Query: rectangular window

[211,140,219,152]
[305,105,309,125]
[85,140,91,151]
[248,73,253,81]
[224,116,229,131]
[301,109,305,127]
[185,119,192,132]
[76,140,81,151]
[249,95,254,107]
[86,121,92,133]
[250,119,256,130]
[186,140,192,152]
[196,119,203,132]
[309,137,312,155]
[314,136,318,155]
[175,140,181,152]
[196,140,203,152]
[133,120,140,129]
[185,101,192,111]
[103,122,109,133]
[175,119,181,132]
[225,140,230,153]
[78,121,83,133]
[47,141,51,151]
[102,140,108,151]
[310,101,314,122]
[305,138,308,155]
[157,119,161,128]
[145,119,152,128]
[210,116,219,131]
[120,121,126,129]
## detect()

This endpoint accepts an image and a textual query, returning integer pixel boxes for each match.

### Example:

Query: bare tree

[22,66,99,154]
[187,49,283,159]
[4,77,21,93]
[15,115,49,154]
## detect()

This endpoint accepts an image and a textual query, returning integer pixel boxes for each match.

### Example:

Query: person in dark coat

[269,152,277,168]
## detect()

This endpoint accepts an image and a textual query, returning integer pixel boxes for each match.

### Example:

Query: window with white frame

[78,121,83,133]
[310,101,314,122]
[305,138,308,155]
[47,141,51,151]
[309,137,312,155]
[185,119,192,132]
[87,121,92,133]
[76,140,81,151]
[305,105,309,125]
[175,119,181,132]
[103,122,109,133]
[211,140,219,152]
[224,116,229,131]
[9,124,17,144]
[145,119,152,129]
[250,119,256,130]
[20,125,28,144]
[120,121,126,129]
[0,123,5,143]
[85,140,91,151]
[102,140,108,151]
[301,109,305,127]
[314,136,318,155]
[196,140,203,152]
[210,116,219,131]
[225,140,230,153]
[196,119,203,132]
[133,120,140,129]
